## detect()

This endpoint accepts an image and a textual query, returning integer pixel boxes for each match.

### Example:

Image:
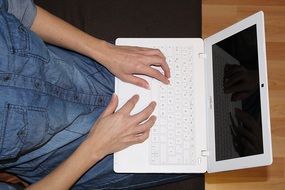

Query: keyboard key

[149,45,196,165]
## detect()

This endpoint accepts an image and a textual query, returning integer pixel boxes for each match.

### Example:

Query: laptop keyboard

[149,46,196,165]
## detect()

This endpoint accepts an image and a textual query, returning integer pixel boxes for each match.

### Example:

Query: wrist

[85,37,112,67]
[80,138,106,163]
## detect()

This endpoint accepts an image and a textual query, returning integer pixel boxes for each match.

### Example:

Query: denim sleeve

[7,0,36,28]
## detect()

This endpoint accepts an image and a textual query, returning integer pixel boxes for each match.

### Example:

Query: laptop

[114,11,272,173]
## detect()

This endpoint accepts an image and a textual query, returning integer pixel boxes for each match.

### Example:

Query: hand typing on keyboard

[86,94,157,158]
[99,43,171,89]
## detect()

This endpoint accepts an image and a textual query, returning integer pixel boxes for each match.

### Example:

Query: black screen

[212,25,264,161]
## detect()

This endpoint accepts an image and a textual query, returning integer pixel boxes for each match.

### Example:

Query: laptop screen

[212,25,264,161]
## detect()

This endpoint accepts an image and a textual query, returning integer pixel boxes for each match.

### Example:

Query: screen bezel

[204,11,272,173]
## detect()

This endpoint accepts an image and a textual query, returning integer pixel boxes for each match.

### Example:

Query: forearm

[26,141,103,190]
[31,6,109,65]
[30,5,169,88]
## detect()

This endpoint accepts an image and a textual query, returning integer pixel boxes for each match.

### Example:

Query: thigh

[9,134,194,190]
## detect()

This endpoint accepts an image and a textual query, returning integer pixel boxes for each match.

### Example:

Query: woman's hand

[95,43,170,89]
[85,94,157,161]
[27,94,156,190]
[32,6,169,89]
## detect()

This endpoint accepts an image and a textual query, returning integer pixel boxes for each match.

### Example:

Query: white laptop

[114,11,272,173]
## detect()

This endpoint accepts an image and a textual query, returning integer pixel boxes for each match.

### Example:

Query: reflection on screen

[213,25,264,161]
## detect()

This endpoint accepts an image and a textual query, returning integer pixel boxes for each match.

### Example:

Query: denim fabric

[7,0,37,28]
[0,9,113,163]
[7,135,192,190]
[0,183,17,190]
[0,0,197,189]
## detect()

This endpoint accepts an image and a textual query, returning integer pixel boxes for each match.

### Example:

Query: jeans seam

[0,104,27,159]
[63,128,89,135]
[11,24,29,52]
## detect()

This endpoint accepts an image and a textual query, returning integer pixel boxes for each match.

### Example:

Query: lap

[8,134,194,190]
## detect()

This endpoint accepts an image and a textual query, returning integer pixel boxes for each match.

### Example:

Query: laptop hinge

[201,150,210,157]
[199,53,207,59]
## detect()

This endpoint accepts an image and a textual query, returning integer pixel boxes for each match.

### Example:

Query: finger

[123,46,166,59]
[149,64,171,79]
[126,75,150,89]
[142,55,170,78]
[132,115,157,135]
[142,66,170,84]
[118,94,139,114]
[131,129,151,144]
[153,61,171,79]
[100,94,118,118]
[140,48,166,59]
[145,57,170,78]
[132,102,157,124]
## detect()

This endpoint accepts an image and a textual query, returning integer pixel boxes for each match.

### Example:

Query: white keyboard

[149,46,196,165]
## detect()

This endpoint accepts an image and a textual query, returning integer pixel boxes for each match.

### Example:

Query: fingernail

[134,94,139,100]
[151,101,157,106]
[111,93,117,100]
[144,83,150,90]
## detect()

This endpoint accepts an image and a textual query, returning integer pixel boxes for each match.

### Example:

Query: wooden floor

[202,0,285,190]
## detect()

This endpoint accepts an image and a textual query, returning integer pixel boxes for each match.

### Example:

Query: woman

[0,0,192,189]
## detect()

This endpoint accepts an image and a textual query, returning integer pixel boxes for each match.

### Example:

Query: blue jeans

[0,0,197,189]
